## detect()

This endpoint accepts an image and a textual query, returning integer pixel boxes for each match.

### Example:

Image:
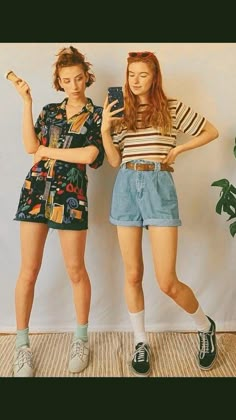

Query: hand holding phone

[108,86,124,117]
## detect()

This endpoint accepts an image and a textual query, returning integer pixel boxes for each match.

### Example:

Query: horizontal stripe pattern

[112,99,206,165]
[0,332,235,377]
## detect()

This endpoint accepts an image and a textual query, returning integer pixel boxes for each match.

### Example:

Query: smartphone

[108,86,124,117]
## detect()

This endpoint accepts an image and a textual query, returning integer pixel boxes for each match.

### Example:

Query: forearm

[102,130,121,167]
[43,145,99,164]
[177,123,219,155]
[22,101,40,153]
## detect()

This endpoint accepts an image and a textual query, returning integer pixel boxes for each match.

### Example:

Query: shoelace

[199,331,211,357]
[71,340,88,360]
[16,348,33,368]
[134,344,149,363]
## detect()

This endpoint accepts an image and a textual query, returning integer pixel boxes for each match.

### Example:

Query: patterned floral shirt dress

[14,98,104,230]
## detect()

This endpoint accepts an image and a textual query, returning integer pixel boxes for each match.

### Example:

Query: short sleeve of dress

[175,100,206,137]
[34,105,48,146]
[84,106,105,169]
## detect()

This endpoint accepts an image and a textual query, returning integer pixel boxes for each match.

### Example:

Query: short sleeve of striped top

[175,100,206,136]
[111,99,207,163]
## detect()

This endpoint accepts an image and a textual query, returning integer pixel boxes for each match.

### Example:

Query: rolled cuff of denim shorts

[143,218,182,227]
[109,216,182,227]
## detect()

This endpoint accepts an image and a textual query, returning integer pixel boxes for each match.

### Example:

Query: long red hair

[115,52,172,134]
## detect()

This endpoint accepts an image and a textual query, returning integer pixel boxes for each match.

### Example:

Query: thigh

[58,229,87,266]
[117,226,143,271]
[148,226,178,278]
[20,222,49,266]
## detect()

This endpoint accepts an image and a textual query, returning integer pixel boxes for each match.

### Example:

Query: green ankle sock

[16,327,30,349]
[74,323,88,342]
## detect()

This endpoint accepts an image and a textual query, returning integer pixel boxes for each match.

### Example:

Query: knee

[158,273,178,298]
[67,264,87,285]
[20,265,41,287]
[126,268,143,287]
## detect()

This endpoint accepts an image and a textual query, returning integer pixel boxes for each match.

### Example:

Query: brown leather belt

[125,162,174,172]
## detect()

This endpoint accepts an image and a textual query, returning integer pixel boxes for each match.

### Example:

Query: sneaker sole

[69,365,88,374]
[12,370,34,377]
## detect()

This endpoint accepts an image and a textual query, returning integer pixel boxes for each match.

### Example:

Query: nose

[71,79,78,89]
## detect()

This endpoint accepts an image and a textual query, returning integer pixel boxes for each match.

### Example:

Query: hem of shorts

[14,218,88,230]
[109,217,143,227]
[143,218,182,227]
[14,218,47,224]
[109,216,182,227]
[48,222,88,231]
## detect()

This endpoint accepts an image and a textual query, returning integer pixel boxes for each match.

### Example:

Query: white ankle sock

[189,305,211,332]
[129,310,147,345]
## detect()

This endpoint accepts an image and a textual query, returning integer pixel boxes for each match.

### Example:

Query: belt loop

[154,162,159,171]
[134,162,137,170]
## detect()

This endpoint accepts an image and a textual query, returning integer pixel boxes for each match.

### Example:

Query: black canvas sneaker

[198,316,217,370]
[131,342,151,377]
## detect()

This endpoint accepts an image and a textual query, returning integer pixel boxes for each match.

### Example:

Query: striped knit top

[111,99,206,164]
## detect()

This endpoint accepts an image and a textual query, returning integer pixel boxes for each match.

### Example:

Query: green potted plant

[211,138,236,237]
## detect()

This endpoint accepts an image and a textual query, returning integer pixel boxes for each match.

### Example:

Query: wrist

[101,127,111,135]
[23,98,32,106]
[175,145,184,154]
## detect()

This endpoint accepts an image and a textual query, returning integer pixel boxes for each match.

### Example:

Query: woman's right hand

[12,78,32,103]
[101,96,124,133]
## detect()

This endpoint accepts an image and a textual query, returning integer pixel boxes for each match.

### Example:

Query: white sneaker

[68,338,89,373]
[13,346,34,377]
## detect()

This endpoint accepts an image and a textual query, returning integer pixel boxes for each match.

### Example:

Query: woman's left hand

[162,147,180,165]
[34,145,48,163]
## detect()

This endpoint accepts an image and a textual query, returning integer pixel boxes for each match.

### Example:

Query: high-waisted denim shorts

[110,160,182,228]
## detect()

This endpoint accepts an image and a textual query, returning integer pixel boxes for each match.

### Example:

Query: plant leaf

[230,221,236,237]
[211,179,230,188]
[227,191,236,205]
[230,184,236,194]
[223,204,235,217]
[215,199,224,214]
[228,214,236,220]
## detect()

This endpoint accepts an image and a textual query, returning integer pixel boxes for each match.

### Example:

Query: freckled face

[128,62,154,100]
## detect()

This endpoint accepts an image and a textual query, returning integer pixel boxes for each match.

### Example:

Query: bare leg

[15,222,49,329]
[59,229,91,373]
[117,226,144,312]
[58,229,90,324]
[149,226,217,371]
[149,226,198,313]
[117,226,151,377]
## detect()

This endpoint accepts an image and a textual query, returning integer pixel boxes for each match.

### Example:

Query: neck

[67,102,86,108]
[67,97,87,108]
